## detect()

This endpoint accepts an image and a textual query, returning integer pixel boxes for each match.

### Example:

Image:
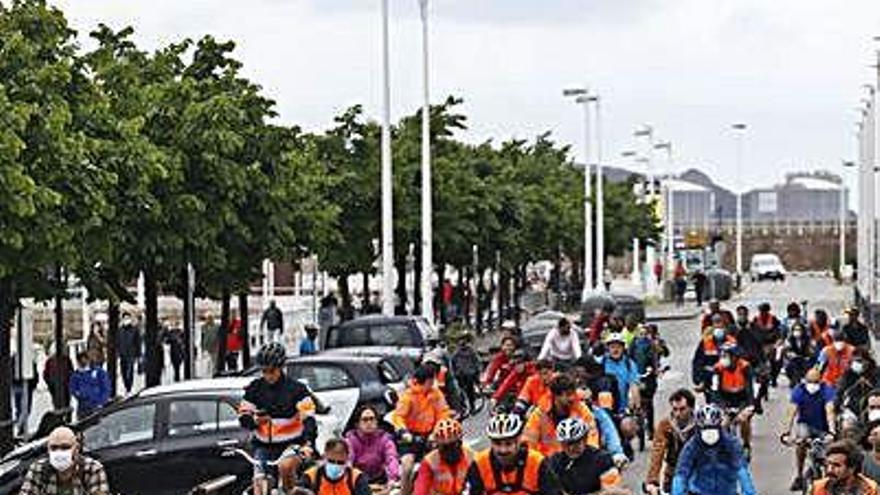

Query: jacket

[493,363,536,401]
[414,447,474,495]
[647,417,696,492]
[810,475,878,495]
[818,343,855,386]
[692,334,737,386]
[70,366,111,414]
[239,374,317,446]
[538,329,582,362]
[517,375,550,408]
[523,402,599,457]
[452,346,482,378]
[117,324,142,360]
[671,432,756,495]
[390,381,452,435]
[345,430,400,482]
[302,465,370,495]
[465,447,561,495]
[482,353,512,387]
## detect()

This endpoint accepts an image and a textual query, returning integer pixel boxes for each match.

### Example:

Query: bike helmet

[256,342,287,368]
[486,413,523,440]
[432,418,463,444]
[695,404,723,428]
[556,417,590,443]
[604,332,626,346]
[719,342,739,356]
[422,349,445,366]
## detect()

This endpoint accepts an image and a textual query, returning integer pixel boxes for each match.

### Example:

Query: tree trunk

[54,265,67,407]
[456,266,465,324]
[107,300,119,398]
[436,265,446,324]
[514,265,523,326]
[239,292,251,369]
[216,290,230,375]
[362,273,370,314]
[182,266,193,381]
[395,256,407,315]
[144,270,162,387]
[339,275,353,321]
[463,267,472,327]
[475,269,485,334]
[0,280,17,455]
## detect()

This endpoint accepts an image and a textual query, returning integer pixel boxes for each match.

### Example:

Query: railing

[675,219,857,236]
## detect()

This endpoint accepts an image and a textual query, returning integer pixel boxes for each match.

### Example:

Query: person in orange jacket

[816,331,855,387]
[522,374,599,457]
[390,365,453,495]
[515,359,555,413]
[414,419,473,495]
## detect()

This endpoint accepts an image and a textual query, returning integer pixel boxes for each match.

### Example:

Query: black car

[241,354,408,428]
[322,315,437,360]
[0,377,341,495]
[580,292,646,327]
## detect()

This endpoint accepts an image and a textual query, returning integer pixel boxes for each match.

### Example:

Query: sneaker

[753,404,764,415]
[790,477,804,492]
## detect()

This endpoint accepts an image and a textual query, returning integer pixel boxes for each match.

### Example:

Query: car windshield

[327,321,421,348]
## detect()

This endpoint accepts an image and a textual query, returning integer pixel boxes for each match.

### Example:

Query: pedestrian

[225,315,244,371]
[19,426,110,495]
[692,269,707,307]
[116,312,142,394]
[200,312,219,375]
[299,324,319,355]
[673,261,687,307]
[86,321,106,367]
[603,269,613,292]
[441,279,454,323]
[654,259,664,285]
[318,294,338,333]
[12,353,38,436]
[70,350,111,420]
[261,299,284,343]
[43,350,73,410]
[163,318,185,382]
[451,333,482,411]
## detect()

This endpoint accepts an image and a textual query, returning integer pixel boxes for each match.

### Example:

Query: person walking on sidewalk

[163,319,186,382]
[43,351,73,410]
[200,312,219,374]
[117,312,142,394]
[71,351,111,420]
[692,269,707,307]
[261,300,284,343]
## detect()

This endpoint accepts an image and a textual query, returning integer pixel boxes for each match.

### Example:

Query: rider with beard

[523,374,600,457]
[834,348,880,420]
[645,389,698,495]
[414,419,472,495]
[549,417,624,495]
[672,404,757,495]
[465,414,562,495]
[810,441,879,495]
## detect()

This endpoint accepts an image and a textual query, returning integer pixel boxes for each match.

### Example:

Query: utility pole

[419,0,434,325]
[380,0,395,315]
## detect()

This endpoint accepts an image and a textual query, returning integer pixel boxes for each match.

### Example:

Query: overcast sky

[55,0,880,200]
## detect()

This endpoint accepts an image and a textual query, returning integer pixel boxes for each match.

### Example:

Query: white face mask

[700,428,720,445]
[49,449,74,472]
[869,409,880,423]
[805,383,821,394]
[852,362,865,375]
[834,342,845,351]
[713,328,726,340]
[792,331,803,339]
[719,357,732,368]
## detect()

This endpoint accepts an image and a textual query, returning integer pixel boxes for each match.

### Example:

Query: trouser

[225,352,240,371]
[12,386,33,434]
[457,374,479,409]
[120,357,136,393]
[171,359,182,382]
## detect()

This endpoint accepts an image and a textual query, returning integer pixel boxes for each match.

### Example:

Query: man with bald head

[20,426,109,495]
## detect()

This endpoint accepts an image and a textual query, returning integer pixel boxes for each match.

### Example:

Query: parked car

[580,292,646,328]
[241,354,407,428]
[321,315,437,360]
[750,253,786,281]
[0,378,341,495]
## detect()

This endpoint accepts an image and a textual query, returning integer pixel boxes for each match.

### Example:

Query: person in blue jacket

[672,404,757,495]
[70,350,112,420]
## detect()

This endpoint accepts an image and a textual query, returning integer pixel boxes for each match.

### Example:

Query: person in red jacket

[491,350,534,410]
[482,336,518,389]
[225,317,245,371]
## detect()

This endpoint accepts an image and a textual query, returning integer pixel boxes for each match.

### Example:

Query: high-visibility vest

[523,402,599,457]
[304,465,363,495]
[390,381,452,435]
[474,448,543,495]
[713,359,750,394]
[701,334,736,357]
[821,344,854,386]
[421,447,474,495]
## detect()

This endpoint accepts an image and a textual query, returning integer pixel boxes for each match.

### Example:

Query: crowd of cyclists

[233,297,880,495]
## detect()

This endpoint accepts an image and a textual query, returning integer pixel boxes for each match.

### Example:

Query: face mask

[700,428,720,446]
[122,318,132,326]
[805,383,821,394]
[49,449,74,472]
[719,357,732,368]
[834,342,845,351]
[324,462,346,481]
[440,444,463,465]
[713,328,726,340]
[792,331,803,339]
[869,409,880,423]
[852,361,865,375]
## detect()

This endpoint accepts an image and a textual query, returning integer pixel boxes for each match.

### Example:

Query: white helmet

[486,413,523,440]
[556,417,589,443]
[604,332,626,346]
[501,320,517,330]
[423,349,445,366]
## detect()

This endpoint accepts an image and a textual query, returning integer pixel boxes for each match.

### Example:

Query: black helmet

[256,342,287,368]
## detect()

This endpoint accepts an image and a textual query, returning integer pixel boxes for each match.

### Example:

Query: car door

[287,363,360,452]
[158,396,251,493]
[80,401,163,495]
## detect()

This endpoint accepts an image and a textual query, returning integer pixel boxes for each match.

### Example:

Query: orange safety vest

[821,344,854,386]
[421,447,474,495]
[474,448,543,495]
[701,334,736,357]
[304,465,363,495]
[811,475,878,495]
[390,381,452,435]
[523,402,599,457]
[518,375,551,407]
[713,359,750,393]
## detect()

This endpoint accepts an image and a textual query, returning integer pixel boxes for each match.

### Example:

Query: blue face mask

[325,462,345,481]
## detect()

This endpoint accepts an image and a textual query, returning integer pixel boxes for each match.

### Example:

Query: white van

[749,253,786,281]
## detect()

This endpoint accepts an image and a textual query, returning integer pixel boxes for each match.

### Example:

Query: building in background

[743,172,847,222]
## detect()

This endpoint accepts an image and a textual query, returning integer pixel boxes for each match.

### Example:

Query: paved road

[621,275,852,494]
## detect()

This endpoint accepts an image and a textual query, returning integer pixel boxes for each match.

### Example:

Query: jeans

[120,357,136,393]
[12,385,32,434]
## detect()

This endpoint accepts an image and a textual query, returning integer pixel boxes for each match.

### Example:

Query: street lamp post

[732,123,747,281]
[591,95,605,292]
[634,125,655,197]
[655,142,675,272]
[842,161,856,277]
[563,87,594,297]
[418,0,433,324]
[380,0,395,315]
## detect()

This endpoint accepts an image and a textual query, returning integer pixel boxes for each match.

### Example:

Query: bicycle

[223,445,309,495]
[781,432,831,495]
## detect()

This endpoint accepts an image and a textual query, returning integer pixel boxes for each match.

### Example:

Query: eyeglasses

[48,444,74,451]
[360,416,377,423]
[326,459,347,466]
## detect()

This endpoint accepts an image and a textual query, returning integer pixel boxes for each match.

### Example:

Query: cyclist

[482,336,518,390]
[549,417,624,495]
[752,302,783,397]
[708,343,755,455]
[834,348,880,420]
[345,404,400,486]
[569,358,629,467]
[465,413,562,495]
[490,349,533,412]
[810,310,834,348]
[692,315,737,393]
[601,332,642,458]
[842,307,871,349]
[645,389,698,495]
[414,419,472,495]
[862,421,880,483]
[630,323,670,439]
[301,438,371,495]
[783,301,808,336]
[672,404,757,495]
[783,368,837,491]
[783,322,816,387]
[700,300,735,332]
[238,342,317,495]
[515,359,555,413]
[523,374,599,457]
[816,331,855,387]
[538,318,583,364]
[390,365,453,495]
[810,440,879,495]
[620,314,642,348]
